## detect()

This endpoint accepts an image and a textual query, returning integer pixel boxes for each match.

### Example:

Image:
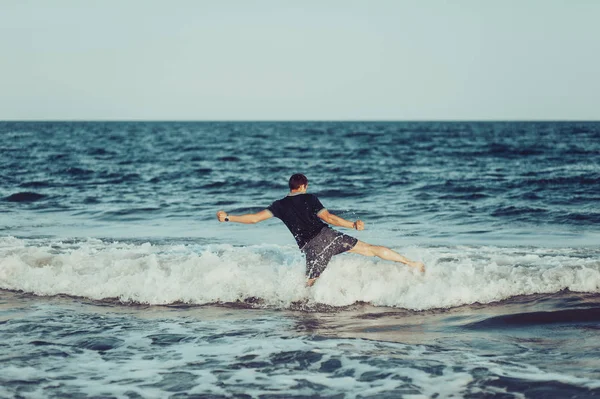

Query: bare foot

[306,278,317,287]
[412,262,425,273]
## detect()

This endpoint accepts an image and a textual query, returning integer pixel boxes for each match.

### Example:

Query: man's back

[267,193,327,248]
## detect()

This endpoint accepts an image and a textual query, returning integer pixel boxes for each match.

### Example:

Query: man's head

[289,173,308,191]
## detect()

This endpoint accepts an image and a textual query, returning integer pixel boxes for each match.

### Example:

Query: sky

[1,0,599,120]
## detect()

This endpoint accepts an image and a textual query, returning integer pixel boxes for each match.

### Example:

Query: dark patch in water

[76,337,124,351]
[64,167,94,176]
[319,359,342,372]
[200,181,228,189]
[491,206,548,217]
[218,156,241,162]
[227,360,271,370]
[482,375,600,399]
[270,350,324,369]
[147,334,192,346]
[467,307,600,329]
[4,192,46,202]
[87,147,116,156]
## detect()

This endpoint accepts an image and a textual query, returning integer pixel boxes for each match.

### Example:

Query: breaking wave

[1,236,599,310]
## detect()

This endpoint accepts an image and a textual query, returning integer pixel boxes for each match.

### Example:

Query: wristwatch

[224,217,230,222]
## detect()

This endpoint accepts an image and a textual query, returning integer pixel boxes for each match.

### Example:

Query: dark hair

[289,173,308,190]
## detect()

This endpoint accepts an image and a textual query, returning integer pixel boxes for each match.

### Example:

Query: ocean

[1,121,599,398]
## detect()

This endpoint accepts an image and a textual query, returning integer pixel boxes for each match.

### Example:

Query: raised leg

[349,241,425,272]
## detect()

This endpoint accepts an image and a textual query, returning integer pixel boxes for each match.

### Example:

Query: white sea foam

[1,236,598,310]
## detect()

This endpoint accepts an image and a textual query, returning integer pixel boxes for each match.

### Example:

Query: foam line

[1,237,598,309]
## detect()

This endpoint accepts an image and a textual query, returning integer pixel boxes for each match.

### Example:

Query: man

[216,173,425,286]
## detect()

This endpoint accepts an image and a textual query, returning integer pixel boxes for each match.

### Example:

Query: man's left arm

[216,209,273,224]
[318,209,364,231]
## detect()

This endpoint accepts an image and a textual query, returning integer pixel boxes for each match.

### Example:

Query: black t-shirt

[267,193,328,248]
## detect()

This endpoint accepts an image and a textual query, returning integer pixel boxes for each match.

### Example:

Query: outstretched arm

[318,209,364,230]
[216,209,273,224]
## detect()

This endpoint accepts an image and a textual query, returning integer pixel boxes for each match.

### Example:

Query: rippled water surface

[2,121,599,244]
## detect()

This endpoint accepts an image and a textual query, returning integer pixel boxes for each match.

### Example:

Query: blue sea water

[1,121,599,398]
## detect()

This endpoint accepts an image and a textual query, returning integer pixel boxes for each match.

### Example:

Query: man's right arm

[216,209,273,224]
[318,209,364,230]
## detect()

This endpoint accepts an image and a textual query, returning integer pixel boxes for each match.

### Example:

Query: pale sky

[1,0,599,120]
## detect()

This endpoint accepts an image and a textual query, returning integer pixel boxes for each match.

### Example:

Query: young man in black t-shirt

[216,174,425,286]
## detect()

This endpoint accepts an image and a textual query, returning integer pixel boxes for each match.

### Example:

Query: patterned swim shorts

[301,227,358,279]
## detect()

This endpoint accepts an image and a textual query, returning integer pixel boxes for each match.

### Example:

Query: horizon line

[1,119,599,123]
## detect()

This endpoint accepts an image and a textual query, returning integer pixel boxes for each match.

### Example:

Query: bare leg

[349,241,425,272]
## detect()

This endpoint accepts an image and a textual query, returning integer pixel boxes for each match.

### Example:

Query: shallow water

[2,290,600,398]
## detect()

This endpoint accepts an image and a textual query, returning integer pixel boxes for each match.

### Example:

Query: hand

[216,210,228,222]
[354,220,365,231]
